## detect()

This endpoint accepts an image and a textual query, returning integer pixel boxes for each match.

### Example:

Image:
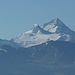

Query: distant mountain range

[0,18,75,75]
[11,18,75,48]
[0,18,75,48]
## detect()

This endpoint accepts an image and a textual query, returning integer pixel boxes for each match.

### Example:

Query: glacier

[12,18,75,47]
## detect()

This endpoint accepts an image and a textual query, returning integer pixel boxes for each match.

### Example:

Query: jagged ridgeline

[12,18,75,47]
[0,18,75,75]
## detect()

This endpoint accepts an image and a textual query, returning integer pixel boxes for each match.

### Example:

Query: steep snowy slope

[13,18,75,47]
[41,18,75,42]
[13,25,61,47]
[41,18,74,34]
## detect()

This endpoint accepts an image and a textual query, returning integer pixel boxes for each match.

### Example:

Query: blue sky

[0,0,75,40]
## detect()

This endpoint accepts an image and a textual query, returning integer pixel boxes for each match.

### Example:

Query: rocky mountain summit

[12,18,75,47]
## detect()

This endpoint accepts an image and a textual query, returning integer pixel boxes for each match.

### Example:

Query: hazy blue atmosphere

[0,0,75,40]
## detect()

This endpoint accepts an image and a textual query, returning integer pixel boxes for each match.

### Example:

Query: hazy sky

[0,0,75,40]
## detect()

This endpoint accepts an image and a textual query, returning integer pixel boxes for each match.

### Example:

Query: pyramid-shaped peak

[41,18,66,29]
[34,24,39,27]
[33,24,40,30]
[50,18,63,25]
[32,24,42,34]
[52,18,60,21]
[32,24,50,34]
[55,18,61,22]
[55,18,60,20]
[41,18,74,34]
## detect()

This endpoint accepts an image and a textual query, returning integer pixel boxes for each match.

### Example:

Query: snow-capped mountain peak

[12,18,75,47]
[13,23,61,47]
[49,18,64,26]
[32,24,43,34]
[18,25,43,37]
[41,18,75,35]
[24,24,51,36]
[41,18,64,33]
[32,24,51,34]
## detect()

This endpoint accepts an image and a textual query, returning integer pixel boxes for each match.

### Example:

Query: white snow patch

[0,48,7,53]
[46,43,48,45]
[13,33,61,47]
[43,25,58,32]
[25,30,32,34]
[34,24,39,27]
